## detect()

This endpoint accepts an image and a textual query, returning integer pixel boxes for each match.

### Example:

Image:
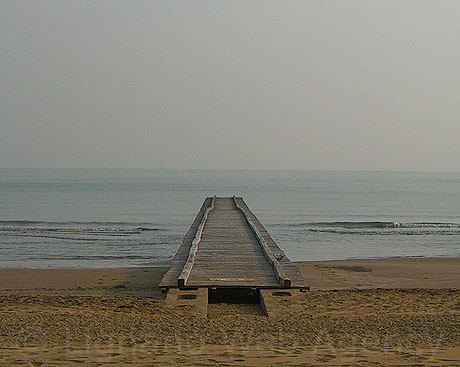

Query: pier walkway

[160,197,308,291]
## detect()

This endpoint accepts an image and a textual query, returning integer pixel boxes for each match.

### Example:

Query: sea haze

[1,168,459,268]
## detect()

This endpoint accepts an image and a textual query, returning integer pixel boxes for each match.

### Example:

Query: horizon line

[1,167,459,174]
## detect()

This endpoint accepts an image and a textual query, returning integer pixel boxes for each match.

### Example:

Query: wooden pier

[160,197,308,291]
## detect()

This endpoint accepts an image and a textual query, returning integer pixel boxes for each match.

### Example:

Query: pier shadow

[207,288,265,317]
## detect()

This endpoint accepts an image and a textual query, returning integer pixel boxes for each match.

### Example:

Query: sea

[1,168,460,269]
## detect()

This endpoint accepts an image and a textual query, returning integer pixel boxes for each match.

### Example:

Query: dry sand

[1,258,460,365]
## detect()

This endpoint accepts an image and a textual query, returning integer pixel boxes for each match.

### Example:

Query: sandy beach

[1,258,460,365]
[3,0,459,363]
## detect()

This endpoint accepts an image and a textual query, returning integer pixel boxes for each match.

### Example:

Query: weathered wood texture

[159,197,308,289]
[232,197,307,289]
[159,197,213,289]
[178,196,216,287]
[233,196,291,287]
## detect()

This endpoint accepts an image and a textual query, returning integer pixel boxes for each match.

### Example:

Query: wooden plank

[232,196,291,287]
[160,196,309,290]
[186,197,279,287]
[159,197,213,288]
[232,197,309,289]
[177,196,216,287]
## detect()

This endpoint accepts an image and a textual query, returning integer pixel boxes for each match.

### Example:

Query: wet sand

[0,267,168,297]
[2,257,460,294]
[1,258,460,365]
[297,257,460,290]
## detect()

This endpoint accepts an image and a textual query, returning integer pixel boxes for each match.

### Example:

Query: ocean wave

[0,221,168,236]
[33,255,156,261]
[0,220,156,226]
[282,221,460,229]
[136,227,164,231]
[306,228,460,236]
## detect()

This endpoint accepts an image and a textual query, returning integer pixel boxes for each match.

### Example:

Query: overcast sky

[1,1,459,171]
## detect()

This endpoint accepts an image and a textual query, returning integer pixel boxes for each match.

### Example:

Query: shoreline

[2,253,459,269]
[1,257,460,294]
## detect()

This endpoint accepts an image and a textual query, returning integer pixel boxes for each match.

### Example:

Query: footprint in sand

[316,354,336,362]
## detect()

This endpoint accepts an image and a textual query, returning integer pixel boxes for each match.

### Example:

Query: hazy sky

[1,1,459,171]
